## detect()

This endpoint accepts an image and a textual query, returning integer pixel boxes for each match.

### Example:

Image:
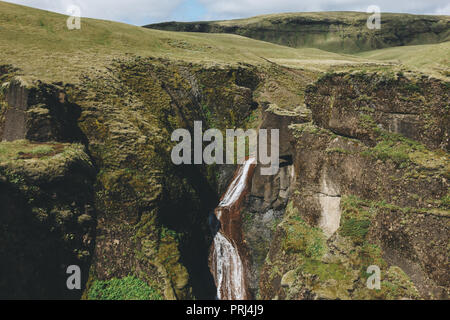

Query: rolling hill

[146,12,450,54]
[0,1,375,83]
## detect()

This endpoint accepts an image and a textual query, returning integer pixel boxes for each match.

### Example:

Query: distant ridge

[145,12,450,53]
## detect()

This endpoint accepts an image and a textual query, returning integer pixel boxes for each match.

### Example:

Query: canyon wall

[0,59,261,299]
[254,72,449,299]
[0,70,95,299]
[0,60,448,299]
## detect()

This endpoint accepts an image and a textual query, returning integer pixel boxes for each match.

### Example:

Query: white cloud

[435,3,450,15]
[3,0,184,25]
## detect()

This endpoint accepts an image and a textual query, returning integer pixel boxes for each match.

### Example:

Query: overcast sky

[3,0,450,25]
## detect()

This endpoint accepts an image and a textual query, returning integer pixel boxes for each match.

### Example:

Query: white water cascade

[212,232,246,300]
[211,158,256,300]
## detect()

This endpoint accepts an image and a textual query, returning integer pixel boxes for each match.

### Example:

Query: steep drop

[210,158,256,300]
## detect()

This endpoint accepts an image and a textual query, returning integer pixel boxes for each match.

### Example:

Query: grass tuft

[87,275,163,300]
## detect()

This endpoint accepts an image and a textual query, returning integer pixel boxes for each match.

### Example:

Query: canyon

[0,2,448,300]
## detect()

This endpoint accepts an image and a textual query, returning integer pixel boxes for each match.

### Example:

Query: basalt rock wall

[257,72,449,300]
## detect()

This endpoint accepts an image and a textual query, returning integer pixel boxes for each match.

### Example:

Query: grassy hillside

[358,42,450,78]
[146,12,450,54]
[0,2,373,83]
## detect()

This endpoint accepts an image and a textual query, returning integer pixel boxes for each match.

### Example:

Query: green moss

[301,260,353,282]
[361,130,443,169]
[337,195,421,298]
[326,147,352,155]
[87,275,163,300]
[28,145,54,156]
[155,233,190,297]
[160,226,180,243]
[402,82,422,93]
[282,202,327,259]
[440,194,450,209]
[357,243,387,279]
[339,195,375,244]
[0,140,65,162]
[340,218,371,244]
[289,123,331,139]
[263,198,423,300]
[0,143,92,193]
[365,140,411,165]
[355,265,420,299]
[359,113,378,132]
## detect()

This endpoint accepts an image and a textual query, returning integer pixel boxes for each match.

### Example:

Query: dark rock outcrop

[0,144,96,299]
[1,78,85,143]
[242,104,310,297]
[306,72,449,151]
[258,73,449,300]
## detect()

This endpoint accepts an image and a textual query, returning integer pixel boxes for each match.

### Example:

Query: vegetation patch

[440,193,450,209]
[339,195,374,244]
[326,147,352,155]
[365,140,412,166]
[0,140,67,162]
[362,131,447,171]
[87,275,163,300]
[301,260,353,282]
[340,218,371,244]
[282,202,327,259]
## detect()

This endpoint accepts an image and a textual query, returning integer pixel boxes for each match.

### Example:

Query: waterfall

[212,232,245,300]
[210,158,256,300]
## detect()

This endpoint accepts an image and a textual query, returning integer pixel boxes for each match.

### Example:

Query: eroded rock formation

[0,60,448,300]
[256,72,449,300]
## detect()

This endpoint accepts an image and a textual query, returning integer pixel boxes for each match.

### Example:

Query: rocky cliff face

[0,70,95,299]
[251,72,449,299]
[0,58,261,299]
[1,77,85,143]
[0,57,448,300]
[146,13,450,53]
[74,58,261,300]
[0,142,96,299]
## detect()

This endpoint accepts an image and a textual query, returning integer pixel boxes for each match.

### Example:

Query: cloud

[435,3,450,15]
[3,0,184,25]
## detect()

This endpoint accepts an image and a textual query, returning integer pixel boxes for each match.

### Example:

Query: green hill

[0,1,373,83]
[357,41,450,77]
[146,11,450,54]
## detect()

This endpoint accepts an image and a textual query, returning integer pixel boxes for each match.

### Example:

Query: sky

[3,0,450,25]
